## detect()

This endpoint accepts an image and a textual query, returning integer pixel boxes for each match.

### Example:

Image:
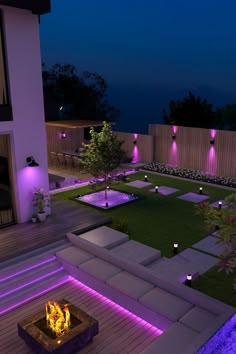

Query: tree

[221,104,236,131]
[196,194,236,288]
[163,91,222,129]
[81,121,125,199]
[42,63,120,122]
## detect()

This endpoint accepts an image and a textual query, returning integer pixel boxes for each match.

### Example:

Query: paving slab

[209,200,228,209]
[177,192,209,203]
[149,186,180,195]
[193,235,230,256]
[79,226,129,249]
[126,180,152,188]
[171,248,219,275]
[110,240,161,265]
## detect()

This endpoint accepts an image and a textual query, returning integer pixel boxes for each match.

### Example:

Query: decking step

[0,259,62,294]
[0,269,69,315]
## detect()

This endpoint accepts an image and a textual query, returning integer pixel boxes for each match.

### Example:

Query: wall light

[26,156,39,167]
[133,140,137,144]
[210,139,215,145]
[172,134,176,140]
[60,132,67,139]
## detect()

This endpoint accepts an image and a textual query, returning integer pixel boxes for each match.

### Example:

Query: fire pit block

[18,299,99,354]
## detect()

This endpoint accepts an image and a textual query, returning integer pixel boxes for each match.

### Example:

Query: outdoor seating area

[49,151,83,172]
[55,226,235,354]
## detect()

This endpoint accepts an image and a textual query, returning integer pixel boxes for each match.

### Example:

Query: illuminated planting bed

[75,189,140,209]
[197,314,236,354]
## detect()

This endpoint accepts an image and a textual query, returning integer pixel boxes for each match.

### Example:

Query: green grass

[55,171,235,305]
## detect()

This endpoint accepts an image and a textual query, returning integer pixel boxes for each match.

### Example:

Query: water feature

[75,189,140,209]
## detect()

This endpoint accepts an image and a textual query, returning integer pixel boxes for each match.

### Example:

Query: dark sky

[40,0,236,133]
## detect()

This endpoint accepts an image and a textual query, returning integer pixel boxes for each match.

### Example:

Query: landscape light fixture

[155,186,159,193]
[107,186,110,190]
[105,202,109,208]
[26,156,39,167]
[210,139,215,145]
[218,201,222,209]
[173,242,178,255]
[186,274,192,287]
[199,187,203,194]
[144,175,148,182]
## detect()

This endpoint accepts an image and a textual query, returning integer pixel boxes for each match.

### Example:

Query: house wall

[149,124,236,177]
[0,6,49,222]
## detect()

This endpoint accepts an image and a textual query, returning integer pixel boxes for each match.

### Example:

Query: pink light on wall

[210,129,216,139]
[169,140,178,166]
[172,125,178,134]
[132,133,140,163]
[206,145,217,175]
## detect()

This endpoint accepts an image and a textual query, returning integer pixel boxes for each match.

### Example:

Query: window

[0,11,12,121]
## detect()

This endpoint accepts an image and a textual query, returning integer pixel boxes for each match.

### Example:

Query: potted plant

[31,213,37,223]
[33,188,49,222]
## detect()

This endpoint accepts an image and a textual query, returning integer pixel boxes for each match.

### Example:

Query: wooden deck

[0,279,161,354]
[0,197,112,264]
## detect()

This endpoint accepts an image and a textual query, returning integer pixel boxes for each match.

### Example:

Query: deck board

[0,197,111,263]
[0,281,161,354]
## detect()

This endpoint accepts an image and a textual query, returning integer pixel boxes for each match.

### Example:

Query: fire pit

[18,299,99,354]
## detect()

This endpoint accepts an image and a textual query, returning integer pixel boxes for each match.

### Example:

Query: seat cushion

[78,226,128,249]
[139,287,193,322]
[79,257,122,282]
[179,306,217,333]
[56,246,94,266]
[141,322,198,354]
[106,271,154,300]
[110,240,161,265]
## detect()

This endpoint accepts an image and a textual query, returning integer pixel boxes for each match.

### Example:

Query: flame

[46,301,71,337]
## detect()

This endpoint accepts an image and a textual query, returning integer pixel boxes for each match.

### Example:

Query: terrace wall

[149,124,236,177]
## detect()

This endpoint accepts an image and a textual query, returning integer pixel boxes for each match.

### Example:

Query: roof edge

[0,0,51,15]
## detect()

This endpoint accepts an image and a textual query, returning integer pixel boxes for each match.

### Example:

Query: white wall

[0,6,49,222]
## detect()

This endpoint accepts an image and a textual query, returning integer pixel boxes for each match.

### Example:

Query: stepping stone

[126,180,152,188]
[171,248,219,275]
[177,192,208,203]
[211,230,220,238]
[209,200,228,209]
[149,186,180,195]
[192,235,230,256]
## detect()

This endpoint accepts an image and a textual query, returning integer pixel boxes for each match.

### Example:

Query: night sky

[40,0,236,133]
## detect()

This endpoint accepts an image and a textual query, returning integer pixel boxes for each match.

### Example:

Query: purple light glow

[210,129,217,139]
[0,267,64,299]
[169,140,178,166]
[77,189,139,209]
[197,314,236,354]
[0,256,56,282]
[172,125,178,134]
[132,145,140,163]
[134,133,138,140]
[69,277,163,335]
[0,277,70,316]
[206,146,217,175]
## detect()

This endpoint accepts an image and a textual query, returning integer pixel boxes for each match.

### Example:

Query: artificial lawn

[55,171,236,305]
[55,171,230,258]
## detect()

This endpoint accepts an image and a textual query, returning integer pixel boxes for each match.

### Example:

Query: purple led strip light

[0,267,64,299]
[0,256,56,283]
[0,276,70,316]
[69,277,163,335]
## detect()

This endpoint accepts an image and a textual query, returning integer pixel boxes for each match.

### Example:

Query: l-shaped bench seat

[56,229,235,354]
